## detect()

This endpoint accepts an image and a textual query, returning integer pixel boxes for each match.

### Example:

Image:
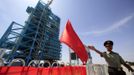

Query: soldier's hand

[88,46,96,51]
[128,68,134,72]
[131,69,134,72]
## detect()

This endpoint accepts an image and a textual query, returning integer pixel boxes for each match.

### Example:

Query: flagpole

[69,47,71,65]
[76,55,79,65]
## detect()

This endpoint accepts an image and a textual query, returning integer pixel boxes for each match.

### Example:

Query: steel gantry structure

[0,0,61,65]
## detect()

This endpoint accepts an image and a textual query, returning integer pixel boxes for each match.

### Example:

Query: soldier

[88,40,134,75]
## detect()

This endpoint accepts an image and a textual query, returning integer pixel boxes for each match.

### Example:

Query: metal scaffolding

[0,0,61,65]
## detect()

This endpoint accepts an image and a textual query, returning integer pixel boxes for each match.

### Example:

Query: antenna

[47,0,53,6]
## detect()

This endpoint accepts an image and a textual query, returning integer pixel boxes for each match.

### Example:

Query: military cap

[104,40,113,46]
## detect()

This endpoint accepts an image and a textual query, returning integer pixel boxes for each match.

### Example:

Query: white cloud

[82,14,134,36]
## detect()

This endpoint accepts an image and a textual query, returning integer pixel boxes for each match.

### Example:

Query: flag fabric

[60,20,88,64]
[0,66,86,75]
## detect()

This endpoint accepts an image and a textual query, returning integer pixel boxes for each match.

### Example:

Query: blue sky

[0,0,134,64]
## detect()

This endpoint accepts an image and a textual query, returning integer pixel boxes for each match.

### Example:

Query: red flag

[60,20,88,64]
